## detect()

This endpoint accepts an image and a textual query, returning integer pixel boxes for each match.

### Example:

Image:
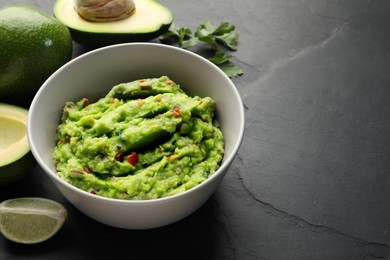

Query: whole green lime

[0,5,73,103]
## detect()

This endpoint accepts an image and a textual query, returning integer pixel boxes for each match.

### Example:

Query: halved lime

[0,197,68,244]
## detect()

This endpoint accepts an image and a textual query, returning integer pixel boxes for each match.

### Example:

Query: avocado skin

[67,23,172,49]
[0,151,36,186]
[0,5,73,105]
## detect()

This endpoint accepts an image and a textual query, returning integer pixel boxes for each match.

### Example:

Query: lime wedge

[0,197,68,244]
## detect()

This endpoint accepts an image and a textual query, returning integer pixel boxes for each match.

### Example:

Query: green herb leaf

[213,21,236,36]
[181,37,198,49]
[217,61,244,78]
[177,27,192,48]
[196,21,216,36]
[159,21,244,78]
[160,23,193,48]
[215,31,238,50]
[195,21,238,50]
[195,22,218,49]
[159,23,182,39]
[209,50,232,64]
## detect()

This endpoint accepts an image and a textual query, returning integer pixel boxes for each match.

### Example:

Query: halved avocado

[0,103,35,185]
[53,0,173,48]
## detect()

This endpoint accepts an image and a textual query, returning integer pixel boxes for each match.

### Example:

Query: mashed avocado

[53,76,224,200]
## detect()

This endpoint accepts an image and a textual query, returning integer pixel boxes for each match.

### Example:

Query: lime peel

[0,197,68,244]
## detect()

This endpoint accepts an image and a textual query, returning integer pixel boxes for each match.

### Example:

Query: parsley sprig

[160,21,243,78]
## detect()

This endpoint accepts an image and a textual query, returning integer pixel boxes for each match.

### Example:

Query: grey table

[1,0,390,259]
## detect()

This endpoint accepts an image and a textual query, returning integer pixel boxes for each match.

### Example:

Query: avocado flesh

[54,0,173,48]
[0,103,35,185]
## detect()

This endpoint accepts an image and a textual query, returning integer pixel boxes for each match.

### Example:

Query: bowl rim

[27,42,245,205]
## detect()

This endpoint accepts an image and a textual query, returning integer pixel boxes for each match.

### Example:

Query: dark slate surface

[1,0,390,259]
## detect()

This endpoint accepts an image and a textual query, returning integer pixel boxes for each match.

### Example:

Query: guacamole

[53,76,224,200]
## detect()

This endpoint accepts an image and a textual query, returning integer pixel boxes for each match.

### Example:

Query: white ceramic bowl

[27,43,245,229]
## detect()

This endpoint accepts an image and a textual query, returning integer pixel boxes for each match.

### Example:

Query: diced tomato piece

[172,107,180,117]
[127,152,138,165]
[83,166,92,173]
[115,152,124,161]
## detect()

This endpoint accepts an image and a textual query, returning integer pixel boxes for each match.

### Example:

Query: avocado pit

[54,0,173,48]
[75,0,136,22]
